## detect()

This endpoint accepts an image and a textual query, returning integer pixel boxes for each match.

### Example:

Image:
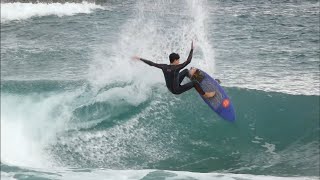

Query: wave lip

[1,2,104,22]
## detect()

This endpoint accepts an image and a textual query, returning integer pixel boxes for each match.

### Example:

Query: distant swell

[1,2,104,22]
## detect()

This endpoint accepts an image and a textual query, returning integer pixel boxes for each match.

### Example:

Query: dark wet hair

[169,53,180,63]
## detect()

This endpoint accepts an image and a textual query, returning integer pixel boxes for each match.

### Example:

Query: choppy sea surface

[1,0,319,179]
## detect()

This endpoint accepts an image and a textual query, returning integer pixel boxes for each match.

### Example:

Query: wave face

[1,80,319,177]
[1,0,319,179]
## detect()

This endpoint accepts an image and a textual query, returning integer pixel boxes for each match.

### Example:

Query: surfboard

[196,69,236,122]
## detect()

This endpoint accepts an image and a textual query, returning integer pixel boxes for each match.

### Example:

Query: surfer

[132,41,215,98]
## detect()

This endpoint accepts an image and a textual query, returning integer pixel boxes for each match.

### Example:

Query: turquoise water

[1,0,319,179]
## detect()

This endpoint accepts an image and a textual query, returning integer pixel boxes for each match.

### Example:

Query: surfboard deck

[197,69,236,122]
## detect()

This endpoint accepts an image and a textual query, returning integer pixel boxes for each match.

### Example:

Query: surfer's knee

[169,88,182,95]
[172,91,182,95]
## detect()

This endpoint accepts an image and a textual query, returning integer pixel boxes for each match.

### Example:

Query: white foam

[185,0,215,73]
[50,97,177,168]
[1,2,104,23]
[95,83,151,106]
[8,168,317,180]
[219,71,320,96]
[0,172,17,180]
[0,90,82,168]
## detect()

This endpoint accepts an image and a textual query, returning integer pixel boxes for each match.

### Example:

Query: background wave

[1,2,105,22]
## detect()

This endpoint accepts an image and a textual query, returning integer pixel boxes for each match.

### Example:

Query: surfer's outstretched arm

[177,41,194,70]
[132,56,164,69]
[139,58,163,68]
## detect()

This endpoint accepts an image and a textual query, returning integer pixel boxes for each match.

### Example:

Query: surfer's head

[169,53,180,64]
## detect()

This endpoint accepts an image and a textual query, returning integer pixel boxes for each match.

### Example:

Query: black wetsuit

[140,49,205,95]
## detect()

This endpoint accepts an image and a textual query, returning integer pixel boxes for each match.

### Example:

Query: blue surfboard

[196,69,236,122]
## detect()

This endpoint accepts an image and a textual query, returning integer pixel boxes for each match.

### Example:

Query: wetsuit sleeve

[176,49,193,70]
[140,58,165,69]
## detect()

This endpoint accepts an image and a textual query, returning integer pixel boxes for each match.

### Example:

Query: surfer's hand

[132,56,140,61]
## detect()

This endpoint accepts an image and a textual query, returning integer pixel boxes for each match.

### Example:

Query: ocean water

[1,0,319,179]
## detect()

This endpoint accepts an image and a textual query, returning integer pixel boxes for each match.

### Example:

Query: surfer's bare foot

[203,91,215,98]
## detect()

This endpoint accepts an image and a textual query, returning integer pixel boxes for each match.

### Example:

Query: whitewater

[1,0,319,180]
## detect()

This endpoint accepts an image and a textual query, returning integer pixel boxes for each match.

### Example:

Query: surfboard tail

[219,106,236,122]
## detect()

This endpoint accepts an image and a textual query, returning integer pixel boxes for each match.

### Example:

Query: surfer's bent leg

[178,69,189,84]
[173,81,205,95]
[173,69,213,97]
